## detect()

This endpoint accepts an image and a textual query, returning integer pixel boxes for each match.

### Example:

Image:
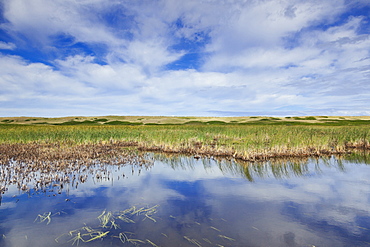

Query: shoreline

[1,141,368,164]
[1,119,369,163]
[0,141,368,196]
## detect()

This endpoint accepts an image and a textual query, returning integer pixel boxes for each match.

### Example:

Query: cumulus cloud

[0,54,94,96]
[0,0,369,116]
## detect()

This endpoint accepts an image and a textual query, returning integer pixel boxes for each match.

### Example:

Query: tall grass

[0,124,368,160]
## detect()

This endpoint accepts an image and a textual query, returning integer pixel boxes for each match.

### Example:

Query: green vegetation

[0,116,369,161]
[205,121,227,125]
[184,121,204,125]
[56,120,98,125]
[1,119,14,123]
[94,118,109,122]
[104,121,143,125]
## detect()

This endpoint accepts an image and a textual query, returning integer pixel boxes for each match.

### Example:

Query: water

[1,153,370,246]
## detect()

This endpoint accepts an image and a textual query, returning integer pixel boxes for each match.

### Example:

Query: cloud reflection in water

[0,153,370,246]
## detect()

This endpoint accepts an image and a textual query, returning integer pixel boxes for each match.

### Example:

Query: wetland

[0,116,370,246]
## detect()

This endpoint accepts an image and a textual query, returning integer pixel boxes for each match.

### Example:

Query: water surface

[1,153,370,246]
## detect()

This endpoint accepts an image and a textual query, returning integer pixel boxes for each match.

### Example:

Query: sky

[0,0,369,117]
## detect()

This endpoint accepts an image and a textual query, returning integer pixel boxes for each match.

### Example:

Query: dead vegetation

[136,139,369,162]
[0,142,153,196]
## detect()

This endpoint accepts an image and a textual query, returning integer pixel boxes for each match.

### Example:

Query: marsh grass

[0,123,368,161]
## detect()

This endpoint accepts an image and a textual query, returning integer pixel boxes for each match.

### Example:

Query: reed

[0,124,369,161]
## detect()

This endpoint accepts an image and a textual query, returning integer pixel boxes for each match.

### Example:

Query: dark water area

[1,152,370,246]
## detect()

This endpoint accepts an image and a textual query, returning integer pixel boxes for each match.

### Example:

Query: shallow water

[1,153,370,247]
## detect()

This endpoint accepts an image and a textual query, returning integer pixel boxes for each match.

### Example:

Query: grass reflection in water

[0,152,369,246]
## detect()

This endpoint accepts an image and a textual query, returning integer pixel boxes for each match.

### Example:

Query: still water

[1,153,370,247]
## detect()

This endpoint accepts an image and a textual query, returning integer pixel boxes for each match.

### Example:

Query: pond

[1,152,370,246]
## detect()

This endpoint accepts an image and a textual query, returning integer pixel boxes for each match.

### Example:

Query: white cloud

[1,50,369,117]
[2,0,122,46]
[203,5,369,73]
[204,0,345,55]
[0,0,369,116]
[123,40,184,73]
[0,41,16,50]
[0,54,94,97]
[55,55,147,91]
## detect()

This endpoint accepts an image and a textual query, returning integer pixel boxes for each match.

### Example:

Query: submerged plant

[218,234,236,241]
[184,236,202,247]
[53,204,160,245]
[39,200,241,246]
[84,231,109,243]
[34,212,52,225]
[67,232,85,246]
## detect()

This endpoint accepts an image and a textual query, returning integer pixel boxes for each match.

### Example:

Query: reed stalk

[0,124,368,161]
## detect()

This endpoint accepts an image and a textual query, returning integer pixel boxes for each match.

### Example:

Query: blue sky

[0,0,369,117]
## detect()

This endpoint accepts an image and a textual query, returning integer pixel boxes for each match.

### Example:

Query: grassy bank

[0,118,369,161]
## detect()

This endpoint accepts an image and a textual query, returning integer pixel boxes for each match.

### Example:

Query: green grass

[205,121,227,125]
[318,119,370,126]
[0,124,368,160]
[184,121,204,125]
[0,116,369,161]
[1,119,14,123]
[94,118,109,122]
[104,121,143,125]
[56,120,99,125]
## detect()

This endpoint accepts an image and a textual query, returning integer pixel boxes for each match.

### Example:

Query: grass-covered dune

[0,116,369,162]
[1,115,370,126]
